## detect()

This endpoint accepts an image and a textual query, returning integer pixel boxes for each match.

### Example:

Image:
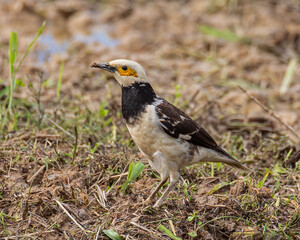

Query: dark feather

[155,99,232,159]
[122,82,156,123]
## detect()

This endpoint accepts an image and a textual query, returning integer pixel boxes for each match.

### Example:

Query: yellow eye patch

[118,66,138,77]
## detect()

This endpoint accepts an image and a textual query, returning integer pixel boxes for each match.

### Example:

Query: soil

[0,0,299,239]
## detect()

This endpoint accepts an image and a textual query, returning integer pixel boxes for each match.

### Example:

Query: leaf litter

[0,0,300,239]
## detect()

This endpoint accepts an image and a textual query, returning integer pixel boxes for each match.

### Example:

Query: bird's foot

[153,199,164,208]
[133,197,153,208]
[145,196,153,204]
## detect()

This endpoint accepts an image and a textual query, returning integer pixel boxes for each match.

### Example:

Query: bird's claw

[153,200,163,208]
[133,198,153,208]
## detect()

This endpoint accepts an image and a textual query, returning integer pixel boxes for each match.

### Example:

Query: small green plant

[8,21,46,114]
[98,101,109,117]
[280,58,297,95]
[199,25,249,43]
[256,169,271,188]
[98,101,112,127]
[88,142,100,155]
[103,229,124,240]
[56,60,64,100]
[188,231,197,238]
[173,84,184,107]
[208,181,233,195]
[1,21,46,132]
[188,211,199,222]
[158,224,182,240]
[8,31,18,114]
[121,162,145,194]
[0,211,5,229]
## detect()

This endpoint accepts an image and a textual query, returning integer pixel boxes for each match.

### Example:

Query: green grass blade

[57,60,64,100]
[8,22,45,114]
[158,224,182,240]
[257,169,270,188]
[103,229,124,240]
[272,163,287,177]
[8,31,18,113]
[9,32,18,76]
[15,21,46,73]
[188,231,197,237]
[280,58,297,95]
[199,25,242,42]
[16,79,25,87]
[127,162,134,178]
[0,86,9,99]
[121,162,145,194]
[208,181,231,195]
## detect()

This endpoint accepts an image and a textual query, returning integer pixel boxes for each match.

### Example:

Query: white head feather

[109,59,148,87]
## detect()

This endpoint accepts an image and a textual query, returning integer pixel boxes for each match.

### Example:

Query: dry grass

[0,0,300,239]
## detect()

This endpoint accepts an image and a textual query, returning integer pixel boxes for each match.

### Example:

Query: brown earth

[0,0,299,239]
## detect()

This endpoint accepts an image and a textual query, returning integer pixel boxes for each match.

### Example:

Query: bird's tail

[199,156,249,171]
[218,156,249,171]
[213,146,249,171]
[195,147,249,171]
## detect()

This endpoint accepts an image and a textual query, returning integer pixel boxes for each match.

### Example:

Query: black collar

[121,82,156,123]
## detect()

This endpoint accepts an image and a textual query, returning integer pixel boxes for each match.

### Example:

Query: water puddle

[73,26,120,47]
[36,25,120,63]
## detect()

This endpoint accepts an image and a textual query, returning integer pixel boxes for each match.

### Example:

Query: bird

[91,59,248,208]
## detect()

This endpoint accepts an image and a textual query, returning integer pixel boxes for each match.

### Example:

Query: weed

[8,31,18,114]
[158,224,182,240]
[1,21,45,132]
[121,162,145,194]
[0,1,299,239]
[103,229,124,240]
[8,22,46,114]
[199,25,244,43]
[57,60,64,100]
[256,169,271,188]
[187,211,199,222]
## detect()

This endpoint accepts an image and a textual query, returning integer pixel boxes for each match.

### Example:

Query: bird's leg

[153,172,180,208]
[146,177,168,202]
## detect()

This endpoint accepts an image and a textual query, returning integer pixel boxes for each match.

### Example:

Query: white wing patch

[179,134,192,140]
[153,96,164,106]
[180,115,186,121]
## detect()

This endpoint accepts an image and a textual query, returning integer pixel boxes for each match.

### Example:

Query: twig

[188,88,200,104]
[0,230,56,239]
[94,184,108,210]
[238,86,300,140]
[15,222,20,240]
[94,224,102,240]
[22,181,34,220]
[106,162,130,196]
[130,221,159,238]
[72,126,78,164]
[168,219,177,237]
[110,173,129,179]
[27,165,46,183]
[207,204,242,217]
[63,231,71,240]
[45,117,75,139]
[36,71,45,129]
[35,133,60,139]
[32,215,62,240]
[55,199,87,233]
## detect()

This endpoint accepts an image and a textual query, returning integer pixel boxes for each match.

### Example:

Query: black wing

[155,98,232,159]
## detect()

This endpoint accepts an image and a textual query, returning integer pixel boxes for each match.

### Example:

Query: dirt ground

[0,0,299,239]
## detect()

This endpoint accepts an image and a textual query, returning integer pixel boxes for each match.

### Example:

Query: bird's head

[91,59,148,87]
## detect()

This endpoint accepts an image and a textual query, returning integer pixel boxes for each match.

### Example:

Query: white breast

[126,105,193,171]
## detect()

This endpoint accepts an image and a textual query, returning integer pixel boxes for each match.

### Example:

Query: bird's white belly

[126,105,192,173]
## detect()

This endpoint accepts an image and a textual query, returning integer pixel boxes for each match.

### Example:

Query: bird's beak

[91,62,117,73]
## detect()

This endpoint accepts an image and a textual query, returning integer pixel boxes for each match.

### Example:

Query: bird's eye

[117,65,137,77]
